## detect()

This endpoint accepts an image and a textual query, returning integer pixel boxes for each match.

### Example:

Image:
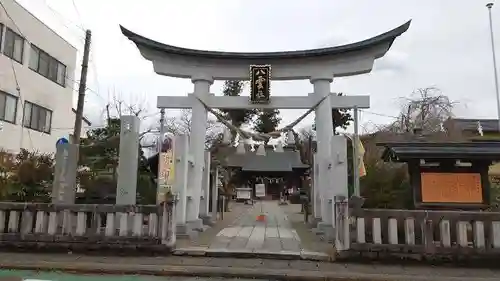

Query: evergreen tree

[313,93,353,134]
[253,109,282,133]
[79,118,155,204]
[218,81,257,129]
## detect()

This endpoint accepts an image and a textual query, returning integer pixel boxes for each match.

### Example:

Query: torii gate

[120,20,411,235]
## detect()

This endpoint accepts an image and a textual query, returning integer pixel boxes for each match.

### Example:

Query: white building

[0,0,89,154]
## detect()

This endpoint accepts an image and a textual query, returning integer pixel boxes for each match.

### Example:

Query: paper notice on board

[255,184,266,198]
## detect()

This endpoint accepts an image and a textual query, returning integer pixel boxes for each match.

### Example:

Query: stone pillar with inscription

[115,115,140,232]
[52,143,79,233]
[331,135,348,229]
[52,143,79,204]
[199,151,212,225]
[116,115,140,205]
[312,153,322,223]
[211,167,220,220]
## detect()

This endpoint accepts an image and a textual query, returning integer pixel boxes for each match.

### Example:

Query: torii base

[201,215,215,226]
[187,218,204,232]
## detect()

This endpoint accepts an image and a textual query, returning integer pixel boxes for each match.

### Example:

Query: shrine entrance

[120,20,411,249]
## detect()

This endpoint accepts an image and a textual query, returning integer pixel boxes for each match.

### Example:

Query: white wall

[0,0,77,154]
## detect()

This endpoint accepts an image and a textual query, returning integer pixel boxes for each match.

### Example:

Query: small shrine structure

[379,141,500,210]
[223,144,309,200]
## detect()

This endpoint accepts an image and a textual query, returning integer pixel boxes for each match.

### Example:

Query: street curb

[0,261,495,281]
[173,247,331,261]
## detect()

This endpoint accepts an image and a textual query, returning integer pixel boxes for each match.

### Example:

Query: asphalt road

[0,270,272,281]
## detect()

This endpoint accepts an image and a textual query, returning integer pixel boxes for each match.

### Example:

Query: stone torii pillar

[186,75,213,231]
[311,75,335,231]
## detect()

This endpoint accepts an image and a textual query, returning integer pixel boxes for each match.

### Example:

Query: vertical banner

[157,139,175,204]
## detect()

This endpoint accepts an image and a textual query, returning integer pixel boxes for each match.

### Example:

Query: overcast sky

[17,0,500,133]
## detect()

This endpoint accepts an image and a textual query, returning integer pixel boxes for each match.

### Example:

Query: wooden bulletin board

[420,173,483,203]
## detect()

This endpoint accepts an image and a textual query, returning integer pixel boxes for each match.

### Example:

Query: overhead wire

[359,109,399,119]
[42,0,85,41]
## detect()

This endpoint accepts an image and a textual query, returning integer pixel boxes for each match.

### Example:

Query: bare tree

[161,110,223,149]
[297,126,315,142]
[389,87,456,133]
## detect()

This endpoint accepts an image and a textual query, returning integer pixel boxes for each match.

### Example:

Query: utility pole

[486,3,500,132]
[72,29,92,144]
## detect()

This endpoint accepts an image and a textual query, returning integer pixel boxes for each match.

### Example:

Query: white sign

[255,183,266,198]
[236,188,251,200]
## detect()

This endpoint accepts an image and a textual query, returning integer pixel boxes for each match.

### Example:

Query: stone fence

[0,201,176,254]
[335,199,500,262]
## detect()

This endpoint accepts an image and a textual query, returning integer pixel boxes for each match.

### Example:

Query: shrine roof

[378,142,500,162]
[224,147,308,172]
[120,21,411,60]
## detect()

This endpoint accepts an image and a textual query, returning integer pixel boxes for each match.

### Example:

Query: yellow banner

[157,147,175,204]
[357,139,366,177]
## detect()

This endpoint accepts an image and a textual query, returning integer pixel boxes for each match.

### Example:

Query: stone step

[172,247,330,261]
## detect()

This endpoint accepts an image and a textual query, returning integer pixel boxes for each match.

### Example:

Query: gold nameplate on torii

[250,64,271,104]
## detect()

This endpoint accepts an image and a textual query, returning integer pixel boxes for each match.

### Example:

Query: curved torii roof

[120,20,411,80]
[120,21,411,60]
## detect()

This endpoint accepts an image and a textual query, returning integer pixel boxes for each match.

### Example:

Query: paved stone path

[174,201,330,260]
[208,201,301,252]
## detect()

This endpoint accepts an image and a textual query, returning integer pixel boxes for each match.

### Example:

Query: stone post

[211,166,219,220]
[186,75,213,231]
[116,115,140,205]
[52,143,79,233]
[334,195,350,252]
[173,134,189,234]
[52,143,79,204]
[200,151,212,225]
[331,135,348,229]
[116,115,140,233]
[310,76,334,232]
[312,153,322,223]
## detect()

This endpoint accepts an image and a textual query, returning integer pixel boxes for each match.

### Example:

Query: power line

[42,0,85,36]
[359,109,399,119]
[71,0,85,30]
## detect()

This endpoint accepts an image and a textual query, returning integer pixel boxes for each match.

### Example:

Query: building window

[0,91,18,123]
[3,28,24,64]
[23,101,52,134]
[29,44,66,87]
